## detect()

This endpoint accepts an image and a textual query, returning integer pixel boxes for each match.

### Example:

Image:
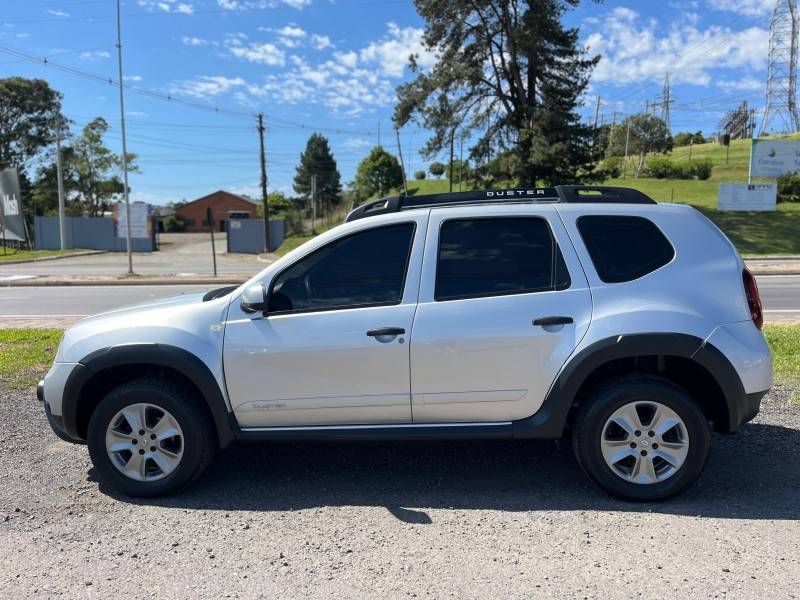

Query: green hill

[401,137,800,256]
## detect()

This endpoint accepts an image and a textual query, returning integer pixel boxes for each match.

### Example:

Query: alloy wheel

[600,400,690,485]
[104,403,184,482]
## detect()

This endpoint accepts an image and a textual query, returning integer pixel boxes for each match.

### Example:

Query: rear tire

[572,375,711,501]
[87,378,216,497]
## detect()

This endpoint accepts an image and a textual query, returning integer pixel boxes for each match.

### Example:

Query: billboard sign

[0,168,26,242]
[115,202,151,238]
[749,139,800,178]
[718,182,777,212]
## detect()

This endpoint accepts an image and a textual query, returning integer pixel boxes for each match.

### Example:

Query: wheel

[87,378,216,497]
[572,375,711,501]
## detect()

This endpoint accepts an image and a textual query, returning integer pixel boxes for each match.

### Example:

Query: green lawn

[0,329,63,390]
[0,248,89,262]
[400,136,800,256]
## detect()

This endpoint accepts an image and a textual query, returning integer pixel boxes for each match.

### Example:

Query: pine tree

[394,0,602,187]
[293,133,342,216]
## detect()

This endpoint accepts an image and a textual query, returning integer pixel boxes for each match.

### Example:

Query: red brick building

[175,191,258,233]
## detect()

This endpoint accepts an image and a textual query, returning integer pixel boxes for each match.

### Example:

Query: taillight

[742,268,763,330]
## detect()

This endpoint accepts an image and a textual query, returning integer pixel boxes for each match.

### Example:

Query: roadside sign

[749,139,800,178]
[115,202,151,238]
[718,183,777,211]
[0,168,26,242]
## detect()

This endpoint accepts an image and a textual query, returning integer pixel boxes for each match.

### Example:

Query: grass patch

[0,329,63,390]
[0,248,88,262]
[764,324,800,383]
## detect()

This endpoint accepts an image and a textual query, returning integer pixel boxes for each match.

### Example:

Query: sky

[0,0,779,206]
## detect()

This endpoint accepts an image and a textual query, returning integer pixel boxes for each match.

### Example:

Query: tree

[354,146,404,198]
[29,145,80,217]
[673,131,706,147]
[293,133,342,217]
[71,117,139,216]
[0,77,65,172]
[606,114,672,177]
[414,170,426,180]
[394,0,602,187]
[429,162,445,178]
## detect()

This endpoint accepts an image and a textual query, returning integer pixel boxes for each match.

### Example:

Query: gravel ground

[1,385,799,599]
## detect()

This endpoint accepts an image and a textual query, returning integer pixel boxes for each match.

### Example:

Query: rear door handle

[367,327,406,337]
[533,316,574,327]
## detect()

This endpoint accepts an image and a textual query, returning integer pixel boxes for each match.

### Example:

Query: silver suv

[39,186,772,501]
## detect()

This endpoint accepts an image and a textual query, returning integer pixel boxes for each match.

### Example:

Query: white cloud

[311,34,332,50]
[124,74,143,82]
[16,32,31,39]
[359,23,434,78]
[342,137,372,151]
[80,50,111,61]
[167,75,247,98]
[215,0,310,10]
[335,50,358,69]
[226,37,286,66]
[138,0,194,14]
[276,25,306,38]
[47,9,70,17]
[584,8,768,88]
[182,36,208,46]
[718,75,763,91]
[707,0,774,16]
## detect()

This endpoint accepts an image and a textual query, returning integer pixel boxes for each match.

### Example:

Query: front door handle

[533,316,574,327]
[367,327,406,337]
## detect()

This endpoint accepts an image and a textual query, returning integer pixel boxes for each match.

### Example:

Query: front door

[224,216,427,427]
[410,206,592,423]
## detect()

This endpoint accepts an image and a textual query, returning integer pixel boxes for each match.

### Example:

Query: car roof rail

[345,185,656,223]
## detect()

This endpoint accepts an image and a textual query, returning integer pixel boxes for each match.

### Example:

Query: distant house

[175,190,258,233]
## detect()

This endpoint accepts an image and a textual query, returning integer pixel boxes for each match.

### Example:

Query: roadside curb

[0,250,108,265]
[750,269,800,276]
[0,278,247,287]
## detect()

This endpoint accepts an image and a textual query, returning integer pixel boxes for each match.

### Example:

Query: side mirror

[240,283,269,313]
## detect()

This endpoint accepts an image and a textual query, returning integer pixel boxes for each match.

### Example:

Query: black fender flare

[511,333,746,438]
[62,343,236,447]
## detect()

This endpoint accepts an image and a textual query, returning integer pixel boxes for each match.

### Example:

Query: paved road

[0,233,265,277]
[0,275,798,323]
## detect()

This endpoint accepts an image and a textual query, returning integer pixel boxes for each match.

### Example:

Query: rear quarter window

[577,215,675,283]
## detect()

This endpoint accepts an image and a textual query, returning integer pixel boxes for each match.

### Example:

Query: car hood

[55,289,233,364]
[80,291,208,322]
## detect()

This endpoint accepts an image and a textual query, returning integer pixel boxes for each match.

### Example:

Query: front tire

[572,375,711,502]
[87,378,216,497]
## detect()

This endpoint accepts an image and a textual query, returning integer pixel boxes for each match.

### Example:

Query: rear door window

[577,215,674,283]
[435,217,571,301]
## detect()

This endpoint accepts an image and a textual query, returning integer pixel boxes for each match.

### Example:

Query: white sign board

[749,139,800,178]
[718,183,777,212]
[116,202,151,238]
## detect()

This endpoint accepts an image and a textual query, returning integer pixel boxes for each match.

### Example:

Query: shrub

[644,156,675,179]
[597,156,623,179]
[162,214,185,232]
[282,209,307,236]
[689,158,713,180]
[777,172,800,203]
[414,170,426,180]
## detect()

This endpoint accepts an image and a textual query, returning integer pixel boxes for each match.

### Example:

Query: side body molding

[511,333,746,438]
[62,344,236,447]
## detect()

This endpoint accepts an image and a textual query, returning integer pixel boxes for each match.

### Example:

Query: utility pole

[622,117,632,179]
[448,131,455,193]
[115,0,133,275]
[458,135,464,192]
[593,95,602,130]
[257,113,270,254]
[395,127,408,196]
[760,0,800,134]
[55,119,67,251]
[310,174,317,234]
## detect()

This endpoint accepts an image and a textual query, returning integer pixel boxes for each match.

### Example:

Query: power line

[0,44,375,135]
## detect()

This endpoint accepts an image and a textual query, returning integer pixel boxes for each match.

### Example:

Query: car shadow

[94,422,800,522]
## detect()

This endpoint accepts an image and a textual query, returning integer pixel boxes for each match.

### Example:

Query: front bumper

[37,378,84,444]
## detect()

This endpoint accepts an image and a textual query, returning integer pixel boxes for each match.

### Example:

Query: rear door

[410,205,592,423]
